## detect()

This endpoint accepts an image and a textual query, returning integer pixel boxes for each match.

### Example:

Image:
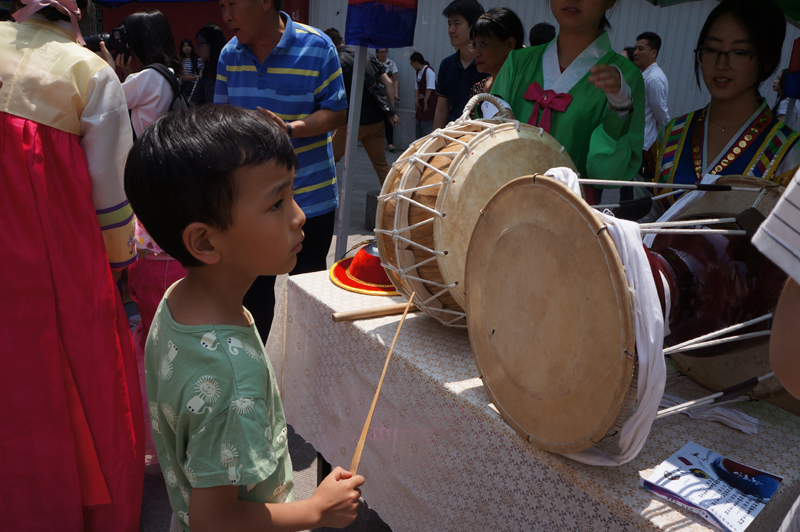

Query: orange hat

[329,241,399,296]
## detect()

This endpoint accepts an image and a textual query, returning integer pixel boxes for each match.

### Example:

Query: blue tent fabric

[345,1,416,49]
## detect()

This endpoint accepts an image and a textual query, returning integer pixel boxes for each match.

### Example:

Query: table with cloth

[266,271,800,532]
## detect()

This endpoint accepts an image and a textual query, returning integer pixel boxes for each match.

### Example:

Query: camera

[84,25,130,55]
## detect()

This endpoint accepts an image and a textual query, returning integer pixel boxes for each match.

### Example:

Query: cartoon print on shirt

[161,402,177,432]
[187,375,220,414]
[149,402,161,434]
[164,466,179,488]
[200,331,218,350]
[229,463,243,484]
[181,485,192,507]
[159,340,179,381]
[220,442,239,467]
[276,426,288,446]
[221,442,243,484]
[182,451,197,487]
[243,341,265,363]
[272,479,290,503]
[231,397,255,414]
[151,313,161,345]
[272,468,290,503]
[227,337,243,355]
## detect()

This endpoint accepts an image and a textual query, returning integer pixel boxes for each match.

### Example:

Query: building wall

[310,0,800,123]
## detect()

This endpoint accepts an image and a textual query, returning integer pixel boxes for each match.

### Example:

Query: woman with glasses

[645,0,800,207]
[490,0,645,204]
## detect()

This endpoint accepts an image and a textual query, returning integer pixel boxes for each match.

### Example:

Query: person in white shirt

[376,48,400,151]
[633,31,669,152]
[753,169,800,532]
[773,69,800,126]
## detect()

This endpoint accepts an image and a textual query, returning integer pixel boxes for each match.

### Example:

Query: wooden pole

[349,293,416,475]
[332,302,418,322]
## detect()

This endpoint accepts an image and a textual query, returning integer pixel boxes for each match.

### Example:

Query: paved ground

[138,142,402,532]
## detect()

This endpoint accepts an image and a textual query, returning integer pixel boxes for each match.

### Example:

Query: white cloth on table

[752,168,800,284]
[659,393,759,434]
[546,168,667,466]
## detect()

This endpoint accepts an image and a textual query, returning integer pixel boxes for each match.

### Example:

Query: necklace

[707,116,748,133]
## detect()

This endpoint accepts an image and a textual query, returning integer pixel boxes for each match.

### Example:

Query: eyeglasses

[467,41,489,52]
[695,47,756,69]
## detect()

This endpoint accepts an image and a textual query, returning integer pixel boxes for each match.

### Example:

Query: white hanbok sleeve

[79,65,137,268]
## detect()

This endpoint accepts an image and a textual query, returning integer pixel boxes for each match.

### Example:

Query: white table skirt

[266,271,800,532]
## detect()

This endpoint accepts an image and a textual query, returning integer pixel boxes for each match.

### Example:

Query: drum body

[375,120,576,327]
[465,176,637,454]
[648,177,791,402]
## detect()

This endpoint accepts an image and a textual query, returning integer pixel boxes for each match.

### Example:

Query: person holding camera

[99,9,184,138]
[1,0,144,529]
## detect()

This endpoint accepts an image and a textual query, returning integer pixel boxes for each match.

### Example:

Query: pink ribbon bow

[523,82,572,133]
[13,0,85,45]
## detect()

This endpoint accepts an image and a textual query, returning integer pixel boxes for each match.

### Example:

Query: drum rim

[375,121,577,327]
[465,175,636,454]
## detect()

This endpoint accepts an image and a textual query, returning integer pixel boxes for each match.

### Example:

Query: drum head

[466,176,636,454]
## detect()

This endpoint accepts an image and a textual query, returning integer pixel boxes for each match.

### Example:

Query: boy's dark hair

[636,31,662,54]
[124,106,298,267]
[470,7,524,50]
[410,51,429,66]
[442,0,485,27]
[123,10,183,77]
[323,27,344,46]
[528,22,555,47]
[274,0,282,12]
[693,0,785,90]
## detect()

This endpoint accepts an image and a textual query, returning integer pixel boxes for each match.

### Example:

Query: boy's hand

[588,64,621,95]
[310,467,364,528]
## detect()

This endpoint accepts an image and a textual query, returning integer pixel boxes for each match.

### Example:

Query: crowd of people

[2,0,800,530]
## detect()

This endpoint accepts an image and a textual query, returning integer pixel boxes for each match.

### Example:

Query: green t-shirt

[145,295,294,531]
[491,32,645,186]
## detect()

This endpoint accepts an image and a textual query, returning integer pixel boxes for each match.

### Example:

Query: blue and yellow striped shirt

[214,13,347,218]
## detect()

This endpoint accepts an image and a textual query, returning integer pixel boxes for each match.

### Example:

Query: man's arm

[434,96,450,130]
[259,107,347,138]
[379,72,395,104]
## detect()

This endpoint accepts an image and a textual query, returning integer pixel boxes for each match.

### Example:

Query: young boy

[433,0,488,129]
[125,105,364,532]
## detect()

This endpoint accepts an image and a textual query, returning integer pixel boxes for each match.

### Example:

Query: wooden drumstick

[350,292,416,476]
[332,302,418,322]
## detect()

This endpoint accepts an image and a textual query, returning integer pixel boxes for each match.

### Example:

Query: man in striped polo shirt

[216,0,347,338]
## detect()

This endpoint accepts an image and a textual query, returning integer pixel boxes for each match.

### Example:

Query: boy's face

[447,14,471,49]
[219,160,305,277]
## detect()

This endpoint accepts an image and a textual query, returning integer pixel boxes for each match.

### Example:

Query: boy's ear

[183,222,221,265]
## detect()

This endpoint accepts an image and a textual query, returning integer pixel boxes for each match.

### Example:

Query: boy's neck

[167,267,254,328]
[457,45,474,68]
